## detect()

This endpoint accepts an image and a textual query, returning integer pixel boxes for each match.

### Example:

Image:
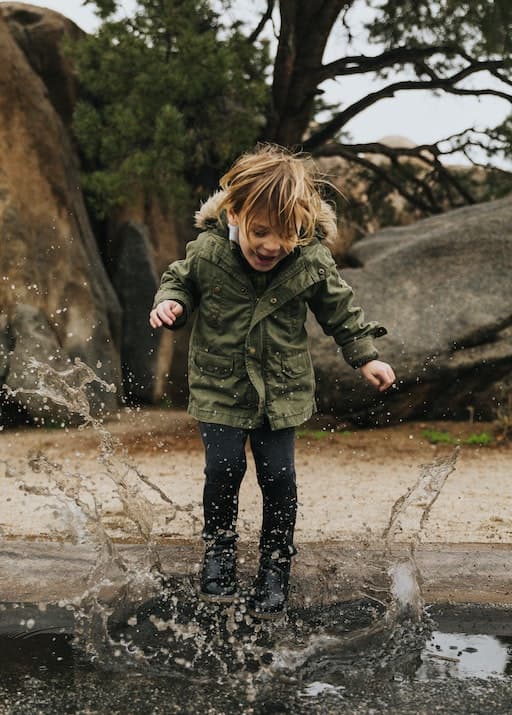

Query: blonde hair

[217,144,337,248]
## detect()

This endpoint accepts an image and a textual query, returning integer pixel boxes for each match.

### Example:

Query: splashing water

[4,358,192,662]
[1,357,465,701]
[384,448,459,619]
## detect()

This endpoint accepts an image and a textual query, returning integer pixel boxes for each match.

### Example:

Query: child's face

[228,208,293,272]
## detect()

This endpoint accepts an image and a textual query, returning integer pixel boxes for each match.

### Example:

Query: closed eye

[251,224,270,238]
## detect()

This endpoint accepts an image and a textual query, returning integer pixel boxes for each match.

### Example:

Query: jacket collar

[207,227,324,296]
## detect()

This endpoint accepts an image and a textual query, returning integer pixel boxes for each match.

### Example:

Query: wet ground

[0,600,511,715]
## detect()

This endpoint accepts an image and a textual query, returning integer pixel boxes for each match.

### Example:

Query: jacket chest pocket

[202,277,250,327]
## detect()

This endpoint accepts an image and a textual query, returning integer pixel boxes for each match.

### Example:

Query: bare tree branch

[314,44,458,83]
[313,131,505,214]
[490,69,512,88]
[304,58,512,151]
[322,128,500,159]
[247,0,275,43]
[320,144,440,213]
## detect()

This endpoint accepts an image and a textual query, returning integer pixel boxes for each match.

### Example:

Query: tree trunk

[265,0,348,146]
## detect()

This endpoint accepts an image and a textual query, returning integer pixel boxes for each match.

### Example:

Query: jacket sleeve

[152,236,202,328]
[307,252,387,368]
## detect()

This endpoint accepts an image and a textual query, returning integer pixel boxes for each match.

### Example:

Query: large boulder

[0,9,122,423]
[310,195,512,423]
[0,4,189,419]
[108,221,166,404]
[105,197,194,407]
[0,2,82,126]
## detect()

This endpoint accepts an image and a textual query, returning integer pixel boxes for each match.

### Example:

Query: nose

[262,235,281,255]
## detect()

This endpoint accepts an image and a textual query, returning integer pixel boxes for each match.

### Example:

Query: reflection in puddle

[419,631,512,680]
[1,602,511,686]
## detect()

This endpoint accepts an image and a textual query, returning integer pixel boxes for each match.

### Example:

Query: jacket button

[270,297,278,304]
[248,347,257,355]
[213,286,221,294]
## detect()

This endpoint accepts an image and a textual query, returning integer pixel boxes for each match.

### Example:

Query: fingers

[360,361,396,392]
[149,300,183,329]
[365,372,381,389]
[374,364,395,392]
[379,367,396,391]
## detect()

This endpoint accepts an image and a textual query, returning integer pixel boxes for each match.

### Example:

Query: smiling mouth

[254,251,279,262]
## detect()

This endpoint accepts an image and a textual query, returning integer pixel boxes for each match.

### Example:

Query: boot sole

[247,607,286,621]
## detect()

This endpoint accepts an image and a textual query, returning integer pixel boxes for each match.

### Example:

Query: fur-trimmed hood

[194,190,339,243]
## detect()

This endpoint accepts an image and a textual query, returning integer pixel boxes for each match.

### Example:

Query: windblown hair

[217,144,338,248]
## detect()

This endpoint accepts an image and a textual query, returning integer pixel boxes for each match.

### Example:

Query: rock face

[0,7,122,423]
[0,3,82,125]
[108,221,165,404]
[0,4,190,424]
[105,196,195,407]
[309,195,512,423]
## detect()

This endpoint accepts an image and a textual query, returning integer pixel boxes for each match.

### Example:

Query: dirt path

[1,408,510,545]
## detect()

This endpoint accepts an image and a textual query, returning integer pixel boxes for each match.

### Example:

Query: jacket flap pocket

[281,353,309,378]
[194,351,233,378]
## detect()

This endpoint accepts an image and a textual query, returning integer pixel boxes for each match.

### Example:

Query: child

[149,144,395,619]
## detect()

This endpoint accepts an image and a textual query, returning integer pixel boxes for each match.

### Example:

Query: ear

[227,208,238,225]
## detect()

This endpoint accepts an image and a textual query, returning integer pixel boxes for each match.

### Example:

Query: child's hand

[149,300,184,329]
[359,360,395,392]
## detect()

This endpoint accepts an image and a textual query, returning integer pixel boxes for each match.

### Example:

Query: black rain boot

[199,536,238,603]
[248,552,291,620]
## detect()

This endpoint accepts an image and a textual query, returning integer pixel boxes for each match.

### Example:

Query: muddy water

[0,600,511,714]
[2,360,511,714]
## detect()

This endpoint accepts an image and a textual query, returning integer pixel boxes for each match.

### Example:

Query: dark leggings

[199,421,297,555]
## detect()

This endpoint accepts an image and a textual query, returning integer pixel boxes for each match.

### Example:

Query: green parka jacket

[153,192,386,430]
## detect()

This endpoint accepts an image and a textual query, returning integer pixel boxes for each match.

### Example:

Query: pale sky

[8,0,511,165]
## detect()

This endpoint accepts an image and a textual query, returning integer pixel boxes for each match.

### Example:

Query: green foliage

[159,394,174,409]
[420,428,493,446]
[367,0,512,58]
[297,429,353,440]
[297,429,331,440]
[72,1,511,220]
[463,432,493,445]
[72,0,269,218]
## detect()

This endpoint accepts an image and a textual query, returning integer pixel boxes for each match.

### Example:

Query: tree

[258,0,512,213]
[76,0,512,219]
[73,0,268,217]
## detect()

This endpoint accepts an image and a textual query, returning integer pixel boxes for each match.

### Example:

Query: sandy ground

[0,408,511,545]
[1,408,511,605]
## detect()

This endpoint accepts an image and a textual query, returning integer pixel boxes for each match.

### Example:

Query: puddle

[418,604,512,680]
[0,600,511,715]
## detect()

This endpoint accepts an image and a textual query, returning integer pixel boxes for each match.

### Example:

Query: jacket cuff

[152,289,193,311]
[342,336,379,369]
